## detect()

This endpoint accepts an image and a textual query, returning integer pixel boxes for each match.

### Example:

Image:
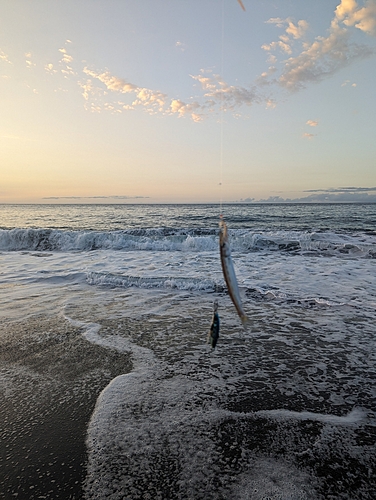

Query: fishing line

[219,0,245,219]
[219,0,225,219]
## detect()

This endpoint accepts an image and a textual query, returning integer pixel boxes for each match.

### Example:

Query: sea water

[0,203,375,499]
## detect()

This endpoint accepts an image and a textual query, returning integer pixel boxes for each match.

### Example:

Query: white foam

[256,407,368,426]
[228,458,317,500]
[85,347,328,499]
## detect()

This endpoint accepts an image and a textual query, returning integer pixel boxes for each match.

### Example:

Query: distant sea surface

[1,203,376,499]
[1,202,376,231]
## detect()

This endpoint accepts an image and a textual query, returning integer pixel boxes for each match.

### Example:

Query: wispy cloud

[261,0,375,91]
[191,71,261,111]
[79,66,203,120]
[279,23,371,90]
[25,52,36,69]
[81,67,168,115]
[58,45,76,77]
[45,63,58,75]
[266,17,309,40]
[305,186,376,193]
[58,48,73,63]
[306,119,318,127]
[42,195,149,200]
[341,79,357,86]
[241,186,376,203]
[78,67,261,121]
[303,132,316,139]
[0,48,12,64]
[175,41,187,52]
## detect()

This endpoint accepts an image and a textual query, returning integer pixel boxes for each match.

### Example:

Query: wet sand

[2,299,376,499]
[0,315,132,499]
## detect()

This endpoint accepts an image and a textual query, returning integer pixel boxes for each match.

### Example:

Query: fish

[219,218,248,328]
[208,301,220,348]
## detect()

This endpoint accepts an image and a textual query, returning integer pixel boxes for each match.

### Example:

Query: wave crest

[1,227,375,257]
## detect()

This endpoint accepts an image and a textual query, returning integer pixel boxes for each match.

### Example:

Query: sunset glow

[1,0,376,203]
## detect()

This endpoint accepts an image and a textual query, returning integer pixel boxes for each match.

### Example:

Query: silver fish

[219,219,248,328]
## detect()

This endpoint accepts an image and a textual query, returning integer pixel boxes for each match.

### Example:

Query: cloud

[305,186,376,193]
[262,40,292,54]
[78,79,97,101]
[0,49,12,64]
[335,0,376,36]
[262,17,309,56]
[169,99,202,121]
[341,78,358,86]
[25,52,36,69]
[80,67,261,120]
[306,119,318,126]
[45,63,58,75]
[266,18,286,28]
[42,195,149,200]
[278,22,372,90]
[286,19,309,39]
[265,99,277,109]
[191,72,261,111]
[59,47,76,76]
[83,68,137,93]
[261,2,375,92]
[266,17,309,38]
[175,41,187,52]
[82,67,168,115]
[242,186,376,203]
[303,132,315,139]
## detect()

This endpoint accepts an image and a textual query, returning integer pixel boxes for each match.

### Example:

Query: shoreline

[0,315,132,499]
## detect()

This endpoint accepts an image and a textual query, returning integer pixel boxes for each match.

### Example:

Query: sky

[1,0,376,204]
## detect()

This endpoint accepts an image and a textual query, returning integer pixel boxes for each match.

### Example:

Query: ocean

[1,203,375,499]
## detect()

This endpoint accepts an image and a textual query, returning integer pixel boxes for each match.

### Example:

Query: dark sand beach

[0,315,131,499]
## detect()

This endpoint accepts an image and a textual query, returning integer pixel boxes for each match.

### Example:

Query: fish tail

[240,315,250,330]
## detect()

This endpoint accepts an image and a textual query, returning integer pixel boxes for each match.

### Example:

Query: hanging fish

[208,300,220,348]
[219,218,248,329]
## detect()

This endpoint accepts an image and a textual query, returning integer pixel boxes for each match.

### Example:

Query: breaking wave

[1,227,375,258]
[86,271,347,308]
[86,271,219,292]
